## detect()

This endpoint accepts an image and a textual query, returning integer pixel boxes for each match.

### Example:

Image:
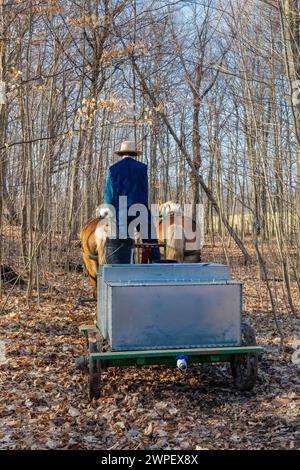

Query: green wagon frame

[78,323,263,400]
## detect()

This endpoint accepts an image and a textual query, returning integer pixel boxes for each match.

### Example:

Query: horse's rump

[158,213,202,262]
[81,217,101,297]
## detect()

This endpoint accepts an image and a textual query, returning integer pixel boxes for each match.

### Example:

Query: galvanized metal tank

[97,263,242,351]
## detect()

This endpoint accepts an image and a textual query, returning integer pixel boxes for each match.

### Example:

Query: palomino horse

[81,207,114,297]
[81,208,141,298]
[157,201,202,263]
[81,217,102,298]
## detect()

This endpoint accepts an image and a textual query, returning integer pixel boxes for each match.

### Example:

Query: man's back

[106,157,148,210]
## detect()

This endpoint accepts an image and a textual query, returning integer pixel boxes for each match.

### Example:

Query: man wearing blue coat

[104,140,161,263]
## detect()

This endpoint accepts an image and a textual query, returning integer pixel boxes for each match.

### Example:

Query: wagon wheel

[231,322,258,392]
[88,331,102,400]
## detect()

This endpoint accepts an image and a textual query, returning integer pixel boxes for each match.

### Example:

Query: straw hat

[114,140,142,156]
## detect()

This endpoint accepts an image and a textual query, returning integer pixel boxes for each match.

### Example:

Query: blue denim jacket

[105,157,148,212]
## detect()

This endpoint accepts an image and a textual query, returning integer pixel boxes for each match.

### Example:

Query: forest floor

[0,243,300,450]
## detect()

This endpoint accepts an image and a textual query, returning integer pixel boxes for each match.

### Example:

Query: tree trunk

[280,0,300,277]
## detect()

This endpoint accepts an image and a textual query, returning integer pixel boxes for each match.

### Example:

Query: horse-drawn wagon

[77,262,262,399]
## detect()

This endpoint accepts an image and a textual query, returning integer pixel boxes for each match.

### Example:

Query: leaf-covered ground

[1,246,300,450]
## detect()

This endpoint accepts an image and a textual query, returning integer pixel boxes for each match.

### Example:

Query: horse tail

[95,219,109,265]
[81,217,100,298]
[166,223,185,262]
